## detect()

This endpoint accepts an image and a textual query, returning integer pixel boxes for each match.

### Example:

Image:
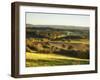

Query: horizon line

[26,23,89,28]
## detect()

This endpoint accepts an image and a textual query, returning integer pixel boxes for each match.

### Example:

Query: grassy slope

[26,52,89,67]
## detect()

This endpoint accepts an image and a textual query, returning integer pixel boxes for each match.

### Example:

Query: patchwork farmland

[26,24,89,67]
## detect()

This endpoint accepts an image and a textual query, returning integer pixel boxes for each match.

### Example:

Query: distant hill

[26,24,89,31]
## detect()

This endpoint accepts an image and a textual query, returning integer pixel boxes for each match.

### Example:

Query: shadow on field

[53,49,89,59]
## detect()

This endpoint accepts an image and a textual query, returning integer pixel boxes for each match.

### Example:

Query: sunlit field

[26,52,89,67]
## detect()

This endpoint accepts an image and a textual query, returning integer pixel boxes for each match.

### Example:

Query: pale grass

[65,39,89,44]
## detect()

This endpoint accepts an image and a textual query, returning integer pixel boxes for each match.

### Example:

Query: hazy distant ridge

[26,24,89,30]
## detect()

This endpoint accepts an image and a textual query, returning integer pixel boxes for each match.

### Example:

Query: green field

[26,52,89,67]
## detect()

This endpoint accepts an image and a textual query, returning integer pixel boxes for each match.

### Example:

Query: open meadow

[26,52,89,67]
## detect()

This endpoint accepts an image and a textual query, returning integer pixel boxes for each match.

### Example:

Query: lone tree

[68,45,73,50]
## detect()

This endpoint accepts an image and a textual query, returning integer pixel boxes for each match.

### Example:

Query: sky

[26,12,90,27]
